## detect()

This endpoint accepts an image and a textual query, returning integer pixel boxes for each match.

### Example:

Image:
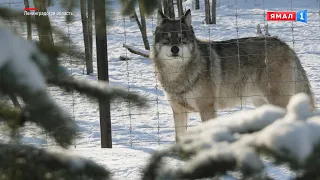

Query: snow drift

[143,93,320,180]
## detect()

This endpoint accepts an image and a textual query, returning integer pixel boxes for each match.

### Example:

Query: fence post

[94,0,112,148]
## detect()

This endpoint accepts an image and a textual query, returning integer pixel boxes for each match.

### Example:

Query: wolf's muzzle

[171,46,180,56]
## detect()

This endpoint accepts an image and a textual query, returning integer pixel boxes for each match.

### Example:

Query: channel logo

[266,10,307,23]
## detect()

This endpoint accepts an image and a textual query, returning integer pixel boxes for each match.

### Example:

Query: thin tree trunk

[46,0,52,6]
[80,0,93,74]
[204,0,211,24]
[158,0,163,12]
[138,2,150,50]
[33,0,54,47]
[133,9,150,50]
[24,0,32,40]
[168,0,175,18]
[87,0,93,72]
[195,0,200,10]
[157,0,164,25]
[211,0,216,24]
[94,0,112,148]
[177,0,183,17]
[163,0,169,17]
[164,0,175,18]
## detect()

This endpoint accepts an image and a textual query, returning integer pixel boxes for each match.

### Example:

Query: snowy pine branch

[143,93,320,180]
[0,143,110,180]
[24,92,77,148]
[0,16,149,148]
[47,76,149,108]
[34,40,86,67]
[0,21,78,147]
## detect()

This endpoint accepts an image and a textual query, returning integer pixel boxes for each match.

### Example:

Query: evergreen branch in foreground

[47,76,149,108]
[0,143,110,180]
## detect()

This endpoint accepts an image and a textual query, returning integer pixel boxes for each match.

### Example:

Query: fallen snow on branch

[0,19,49,93]
[123,44,150,58]
[146,93,320,179]
[0,20,77,147]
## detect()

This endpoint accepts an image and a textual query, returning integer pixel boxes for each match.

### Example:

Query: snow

[153,93,320,179]
[285,93,315,120]
[250,94,320,164]
[0,0,320,179]
[183,104,286,136]
[123,44,150,57]
[46,148,87,170]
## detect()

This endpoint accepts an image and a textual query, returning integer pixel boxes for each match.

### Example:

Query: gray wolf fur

[150,9,315,141]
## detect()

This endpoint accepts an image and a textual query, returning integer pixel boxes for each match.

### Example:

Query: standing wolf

[150,9,314,141]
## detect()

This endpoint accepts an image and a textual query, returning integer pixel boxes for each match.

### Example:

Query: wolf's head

[152,9,196,64]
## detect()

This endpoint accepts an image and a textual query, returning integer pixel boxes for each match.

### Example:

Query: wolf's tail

[292,51,316,108]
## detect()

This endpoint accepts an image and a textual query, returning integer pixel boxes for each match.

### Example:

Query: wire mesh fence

[0,0,319,149]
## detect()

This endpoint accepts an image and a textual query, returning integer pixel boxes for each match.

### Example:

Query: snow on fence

[1,0,320,149]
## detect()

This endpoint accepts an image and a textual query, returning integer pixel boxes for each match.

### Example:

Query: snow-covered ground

[1,0,320,179]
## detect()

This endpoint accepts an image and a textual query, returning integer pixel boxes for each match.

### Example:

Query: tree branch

[123,44,150,58]
[47,75,149,108]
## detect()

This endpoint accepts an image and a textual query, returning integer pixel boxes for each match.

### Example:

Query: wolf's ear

[157,10,167,26]
[182,9,192,26]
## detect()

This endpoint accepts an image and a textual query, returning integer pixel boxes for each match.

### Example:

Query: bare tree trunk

[195,0,200,10]
[163,0,175,18]
[87,0,93,71]
[163,0,169,17]
[33,0,54,47]
[204,0,211,24]
[24,0,32,40]
[211,0,216,24]
[133,9,150,50]
[158,0,163,12]
[80,0,94,74]
[168,0,175,18]
[0,144,110,179]
[157,0,164,26]
[138,1,150,50]
[177,0,183,17]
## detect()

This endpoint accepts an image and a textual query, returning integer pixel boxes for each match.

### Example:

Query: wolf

[150,9,315,142]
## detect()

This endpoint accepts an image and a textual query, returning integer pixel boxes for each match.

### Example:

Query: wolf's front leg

[199,106,217,122]
[170,101,189,142]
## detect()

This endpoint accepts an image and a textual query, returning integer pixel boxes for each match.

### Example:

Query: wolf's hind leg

[170,101,189,142]
[267,86,292,108]
[265,68,294,108]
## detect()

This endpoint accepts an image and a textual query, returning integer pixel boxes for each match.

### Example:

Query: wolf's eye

[163,32,171,39]
[161,32,170,44]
